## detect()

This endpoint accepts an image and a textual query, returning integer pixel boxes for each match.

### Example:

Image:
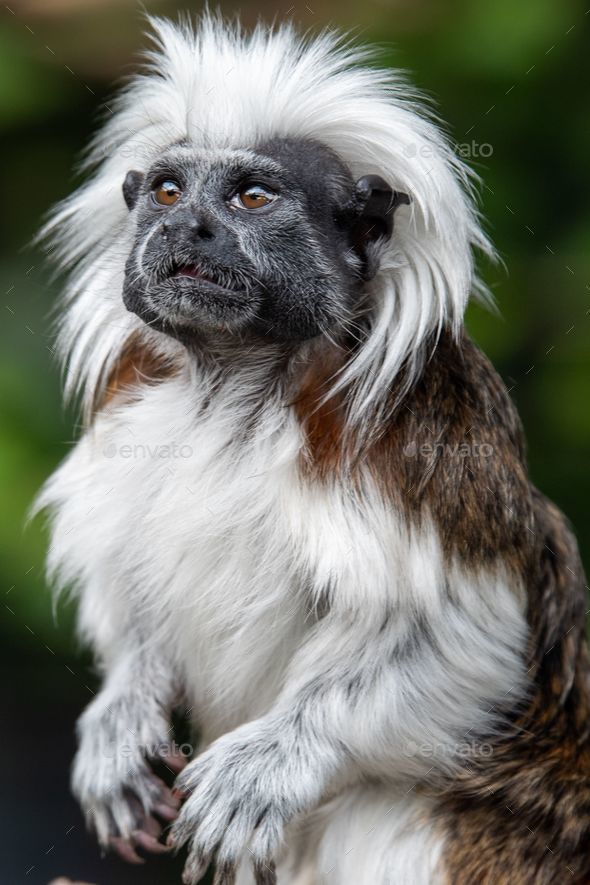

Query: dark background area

[1,1,589,882]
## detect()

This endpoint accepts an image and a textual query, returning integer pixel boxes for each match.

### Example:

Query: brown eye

[231,184,278,210]
[153,180,181,206]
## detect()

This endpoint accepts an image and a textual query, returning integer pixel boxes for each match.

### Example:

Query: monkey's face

[122,138,407,343]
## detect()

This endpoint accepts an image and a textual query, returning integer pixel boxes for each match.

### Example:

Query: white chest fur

[41,368,528,763]
[43,371,318,738]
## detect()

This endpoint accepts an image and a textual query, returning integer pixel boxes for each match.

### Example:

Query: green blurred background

[1,0,589,882]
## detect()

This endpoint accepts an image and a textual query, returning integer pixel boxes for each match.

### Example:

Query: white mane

[42,13,493,425]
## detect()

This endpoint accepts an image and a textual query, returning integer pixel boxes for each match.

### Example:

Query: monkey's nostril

[190,222,214,240]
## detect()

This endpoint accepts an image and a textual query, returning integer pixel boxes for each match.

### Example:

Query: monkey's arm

[171,578,526,883]
[72,642,185,862]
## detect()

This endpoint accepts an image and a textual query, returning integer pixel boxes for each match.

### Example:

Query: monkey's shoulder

[370,331,534,571]
[404,330,525,457]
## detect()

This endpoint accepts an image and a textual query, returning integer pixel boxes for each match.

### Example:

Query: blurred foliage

[1,0,589,880]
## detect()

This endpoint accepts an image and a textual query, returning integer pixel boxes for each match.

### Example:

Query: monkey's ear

[348,175,410,280]
[122,170,145,210]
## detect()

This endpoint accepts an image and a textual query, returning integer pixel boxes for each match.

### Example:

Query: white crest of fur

[42,13,493,425]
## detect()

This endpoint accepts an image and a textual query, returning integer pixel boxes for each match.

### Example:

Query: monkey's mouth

[167,262,241,294]
[123,254,263,337]
[172,264,220,284]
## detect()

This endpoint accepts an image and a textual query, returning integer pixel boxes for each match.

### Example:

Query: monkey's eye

[152,180,182,206]
[230,184,278,211]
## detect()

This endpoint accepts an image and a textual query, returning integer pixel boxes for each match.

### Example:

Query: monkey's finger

[252,859,277,885]
[160,746,189,773]
[153,778,182,809]
[49,879,98,885]
[181,845,210,884]
[132,829,170,854]
[143,814,162,837]
[154,801,180,821]
[212,859,238,885]
[248,810,282,871]
[110,836,145,864]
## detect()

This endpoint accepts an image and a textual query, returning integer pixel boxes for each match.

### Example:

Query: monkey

[36,14,590,885]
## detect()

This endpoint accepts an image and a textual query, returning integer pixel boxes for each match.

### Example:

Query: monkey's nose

[160,217,215,240]
[188,219,214,240]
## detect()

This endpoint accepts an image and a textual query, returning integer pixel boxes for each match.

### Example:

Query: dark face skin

[122,137,408,343]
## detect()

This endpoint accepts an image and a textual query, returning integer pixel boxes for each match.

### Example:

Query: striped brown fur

[296,331,535,573]
[95,335,179,414]
[434,489,590,884]
[296,328,590,881]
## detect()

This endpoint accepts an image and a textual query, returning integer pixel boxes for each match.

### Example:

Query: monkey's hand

[72,696,186,864]
[169,718,330,884]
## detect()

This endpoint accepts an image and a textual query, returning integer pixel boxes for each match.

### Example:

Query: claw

[155,801,179,822]
[110,836,145,864]
[160,783,182,808]
[132,829,170,854]
[160,746,189,774]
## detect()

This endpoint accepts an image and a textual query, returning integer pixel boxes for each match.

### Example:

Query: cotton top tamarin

[37,14,590,885]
